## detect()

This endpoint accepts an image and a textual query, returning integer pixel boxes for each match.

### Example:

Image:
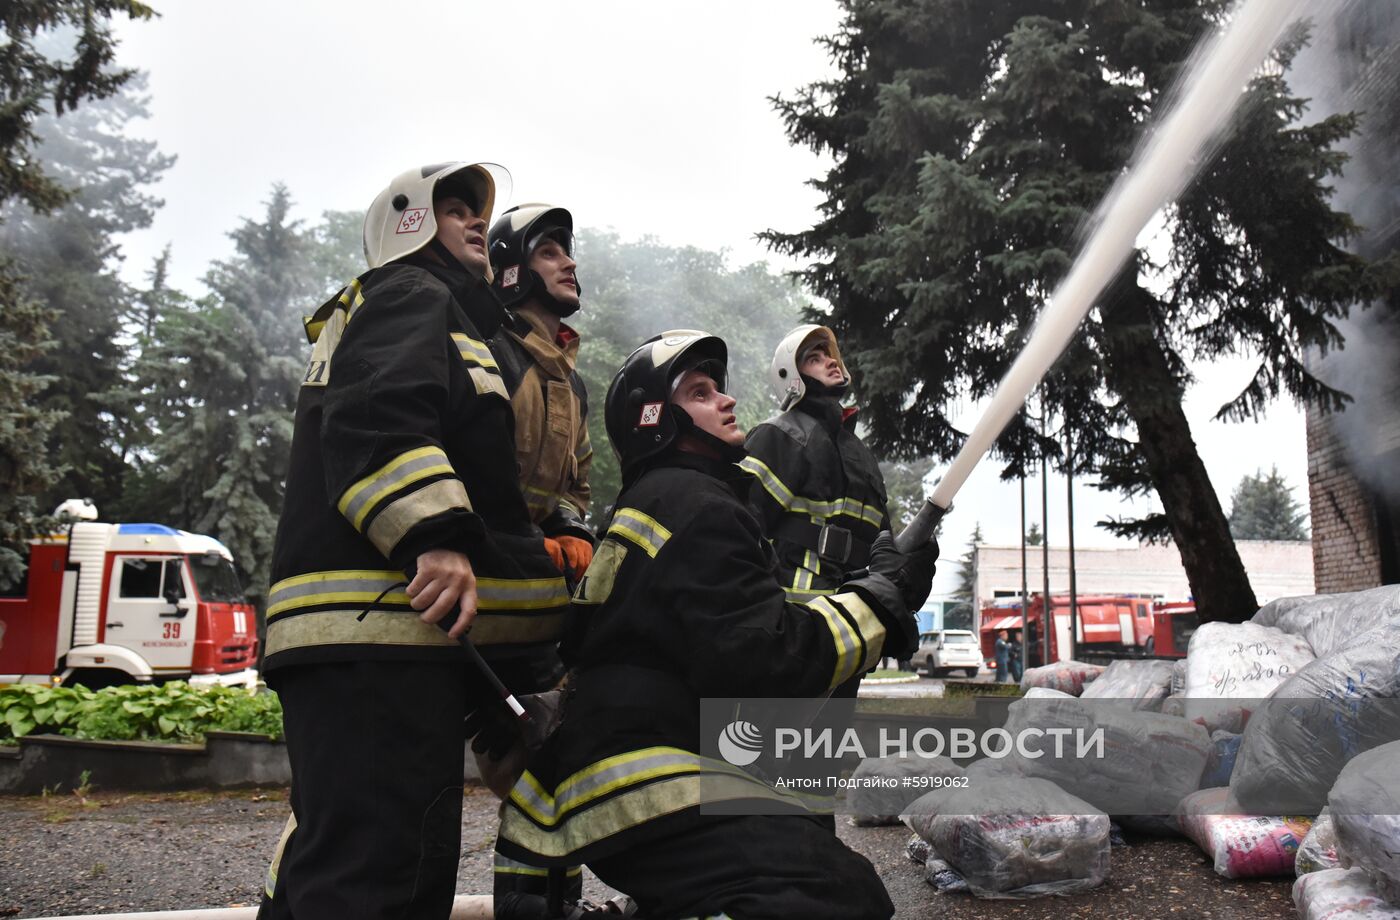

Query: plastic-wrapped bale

[1171,658,1188,695]
[902,761,1007,841]
[1161,694,1186,718]
[1294,868,1400,920]
[1020,659,1104,696]
[1080,658,1175,709]
[1183,621,1316,733]
[848,753,965,826]
[1001,694,1210,818]
[1297,808,1343,876]
[1023,686,1074,700]
[1255,585,1400,659]
[1176,786,1312,878]
[1200,730,1242,789]
[1330,741,1400,903]
[922,777,1110,899]
[1231,621,1400,815]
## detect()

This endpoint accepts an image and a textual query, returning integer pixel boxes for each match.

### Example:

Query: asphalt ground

[0,785,1296,919]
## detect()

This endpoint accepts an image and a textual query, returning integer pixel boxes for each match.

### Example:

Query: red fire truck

[979,594,1157,667]
[0,512,259,689]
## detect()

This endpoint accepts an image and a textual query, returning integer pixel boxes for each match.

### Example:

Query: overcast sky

[109,1,1312,599]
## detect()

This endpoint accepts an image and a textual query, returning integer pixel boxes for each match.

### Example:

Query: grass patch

[865,668,916,680]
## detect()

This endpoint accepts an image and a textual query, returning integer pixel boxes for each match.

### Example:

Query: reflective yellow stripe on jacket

[498,746,824,862]
[265,569,571,657]
[803,592,886,689]
[336,446,470,557]
[606,507,671,558]
[738,456,884,526]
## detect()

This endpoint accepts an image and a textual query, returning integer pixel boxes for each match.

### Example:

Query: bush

[0,682,282,743]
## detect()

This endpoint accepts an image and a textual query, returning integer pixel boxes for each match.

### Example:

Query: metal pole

[1020,472,1029,676]
[1066,415,1079,662]
[1040,403,1052,665]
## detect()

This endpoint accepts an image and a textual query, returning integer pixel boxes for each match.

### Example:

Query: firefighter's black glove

[868,531,939,611]
[845,531,938,662]
[465,701,520,762]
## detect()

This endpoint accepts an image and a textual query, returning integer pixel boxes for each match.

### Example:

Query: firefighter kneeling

[495,331,937,919]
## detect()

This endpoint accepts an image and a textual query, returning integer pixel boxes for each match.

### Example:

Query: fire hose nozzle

[894,499,949,554]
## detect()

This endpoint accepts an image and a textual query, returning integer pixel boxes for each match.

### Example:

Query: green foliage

[879,456,933,531]
[0,682,283,743]
[1025,522,1043,547]
[0,261,64,589]
[0,0,155,214]
[955,522,983,606]
[121,189,351,604]
[0,76,174,512]
[765,0,1388,542]
[0,0,153,589]
[572,229,808,520]
[1228,466,1310,541]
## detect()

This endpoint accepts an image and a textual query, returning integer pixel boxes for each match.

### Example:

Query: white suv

[916,629,983,678]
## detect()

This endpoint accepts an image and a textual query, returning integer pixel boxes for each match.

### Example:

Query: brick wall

[1306,406,1382,592]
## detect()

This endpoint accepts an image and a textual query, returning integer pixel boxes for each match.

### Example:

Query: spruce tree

[1228,467,1309,541]
[955,522,983,607]
[0,77,174,511]
[0,267,64,589]
[573,230,807,521]
[767,0,1391,623]
[0,0,154,585]
[126,187,328,604]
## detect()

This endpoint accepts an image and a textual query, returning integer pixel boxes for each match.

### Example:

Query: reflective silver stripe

[365,478,471,556]
[476,576,571,611]
[500,768,815,861]
[267,570,406,619]
[827,592,886,674]
[739,456,795,508]
[452,332,499,370]
[607,508,671,558]
[739,458,881,525]
[265,609,455,657]
[807,596,861,688]
[338,447,456,530]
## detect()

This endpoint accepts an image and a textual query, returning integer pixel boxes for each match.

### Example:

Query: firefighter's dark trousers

[258,660,470,920]
[588,814,894,920]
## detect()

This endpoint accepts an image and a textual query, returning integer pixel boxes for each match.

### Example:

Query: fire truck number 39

[162,622,181,640]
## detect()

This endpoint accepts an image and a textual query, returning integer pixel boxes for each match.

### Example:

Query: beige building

[973,540,1315,612]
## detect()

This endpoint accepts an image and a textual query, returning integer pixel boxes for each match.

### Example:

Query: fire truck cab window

[118,558,163,598]
[162,559,186,600]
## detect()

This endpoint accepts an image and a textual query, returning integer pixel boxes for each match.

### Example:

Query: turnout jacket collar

[633,450,752,504]
[401,250,507,339]
[505,310,581,380]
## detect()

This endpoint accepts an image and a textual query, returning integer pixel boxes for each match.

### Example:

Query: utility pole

[1040,401,1052,666]
[1020,472,1029,676]
[1066,416,1079,662]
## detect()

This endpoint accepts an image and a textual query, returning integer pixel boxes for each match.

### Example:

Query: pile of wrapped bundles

[1292,740,1400,917]
[1019,659,1104,696]
[1079,658,1175,710]
[1174,786,1312,878]
[847,753,964,827]
[901,776,1109,898]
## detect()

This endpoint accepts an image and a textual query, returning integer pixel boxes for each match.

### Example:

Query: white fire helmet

[362,162,512,275]
[769,324,850,410]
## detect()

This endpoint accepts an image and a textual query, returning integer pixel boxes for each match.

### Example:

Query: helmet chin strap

[527,268,582,318]
[670,405,747,464]
[798,373,850,400]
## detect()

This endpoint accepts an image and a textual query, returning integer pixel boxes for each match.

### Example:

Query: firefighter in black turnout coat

[495,331,938,919]
[259,162,570,920]
[742,325,891,605]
